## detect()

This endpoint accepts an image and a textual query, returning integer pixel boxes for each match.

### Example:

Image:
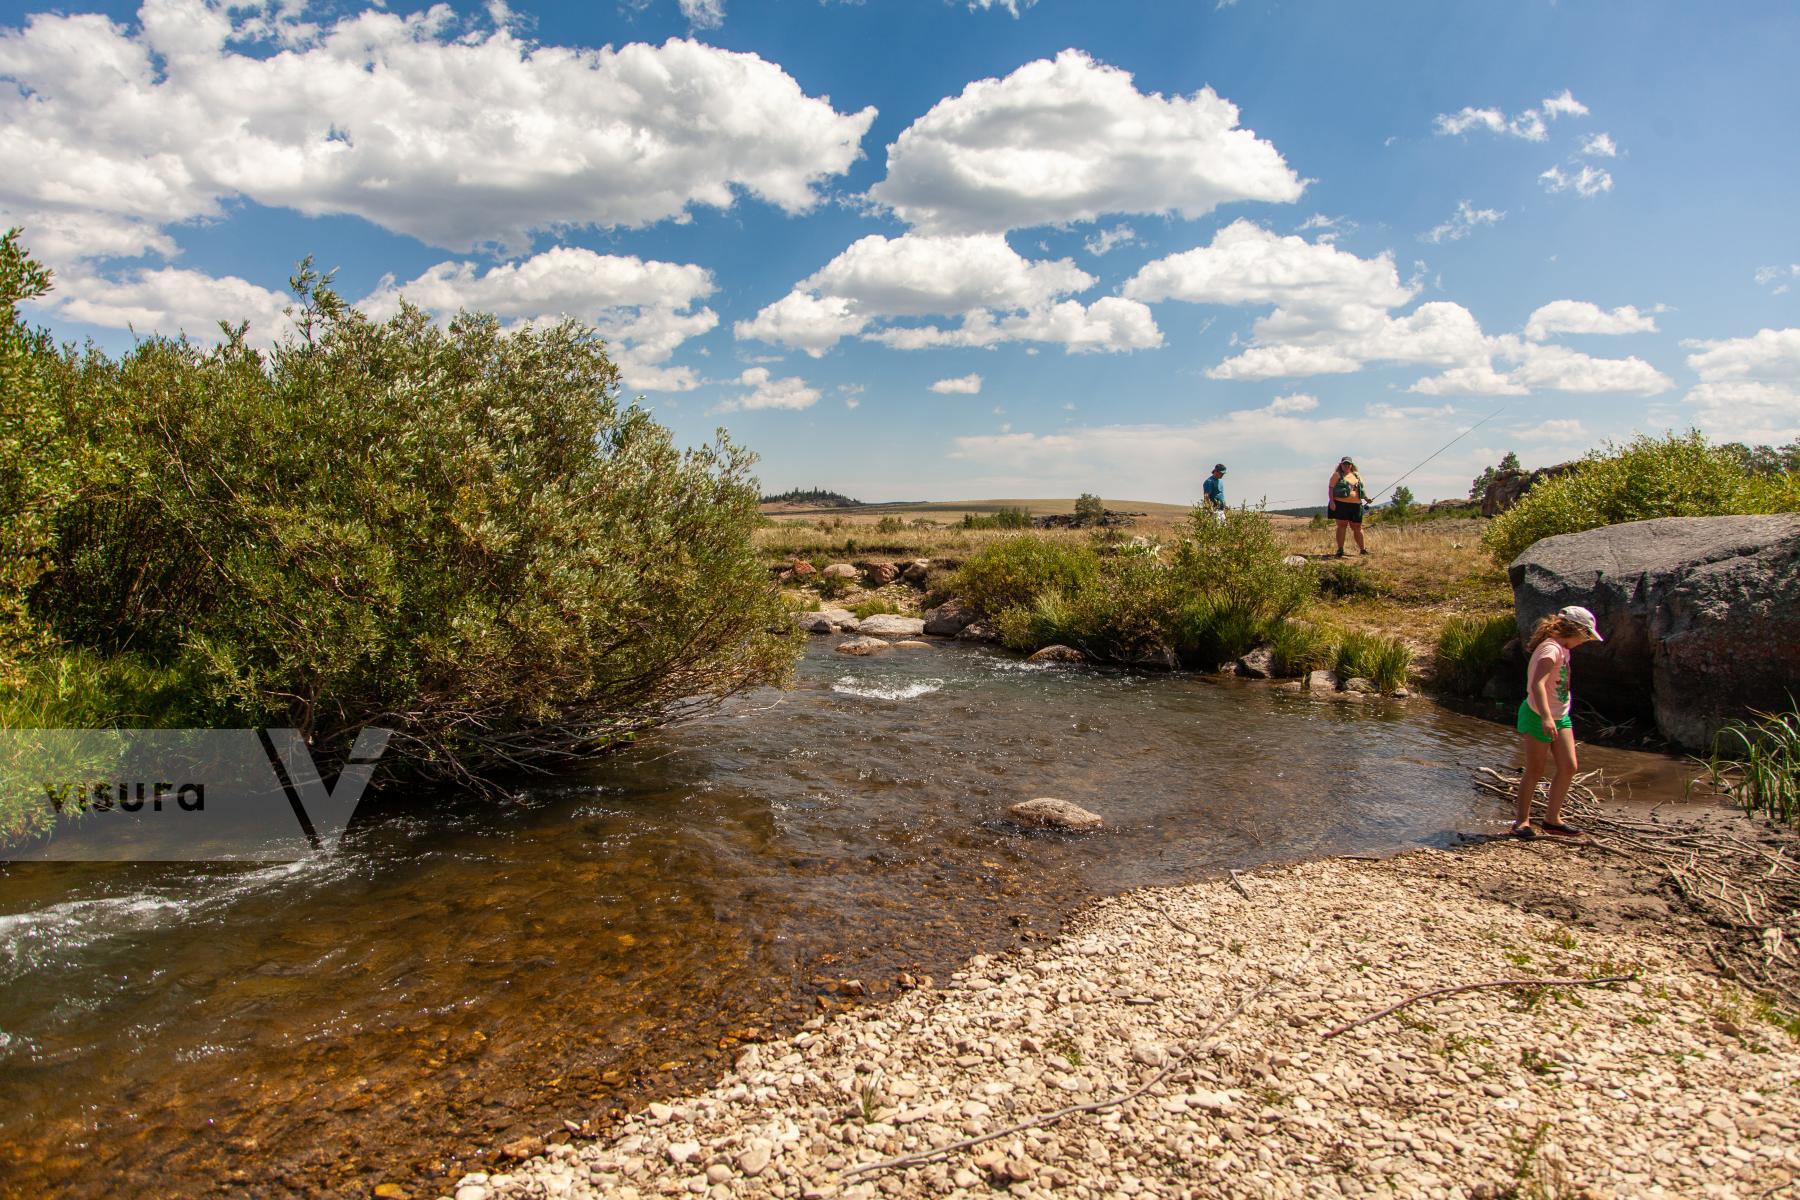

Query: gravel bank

[448,841,1800,1199]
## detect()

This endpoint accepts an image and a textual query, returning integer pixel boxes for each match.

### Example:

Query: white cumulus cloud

[678,0,726,30]
[358,247,720,392]
[0,1,876,261]
[1084,224,1138,256]
[1680,328,1800,442]
[1524,300,1658,342]
[930,373,984,394]
[738,232,1160,356]
[1579,132,1618,158]
[716,367,821,413]
[41,264,293,346]
[1122,221,1669,395]
[868,49,1302,234]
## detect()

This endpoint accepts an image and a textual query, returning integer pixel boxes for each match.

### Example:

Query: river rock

[1343,676,1377,694]
[821,563,858,580]
[789,559,816,578]
[1282,555,1309,567]
[1008,798,1104,832]
[1026,644,1086,664]
[902,559,932,585]
[889,640,933,650]
[862,562,900,585]
[819,607,859,631]
[1509,514,1800,749]
[856,614,926,638]
[791,611,834,634]
[957,620,1000,643]
[923,600,977,637]
[834,636,889,656]
[1237,647,1275,678]
[1305,669,1340,691]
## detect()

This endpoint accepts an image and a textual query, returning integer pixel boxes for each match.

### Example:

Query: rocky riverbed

[444,833,1800,1199]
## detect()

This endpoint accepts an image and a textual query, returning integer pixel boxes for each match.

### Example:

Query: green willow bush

[1484,432,1800,564]
[9,249,794,784]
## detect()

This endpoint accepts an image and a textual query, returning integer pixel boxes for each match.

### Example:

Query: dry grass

[1274,517,1512,654]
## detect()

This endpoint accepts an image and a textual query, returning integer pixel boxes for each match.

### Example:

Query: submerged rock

[1008,797,1104,832]
[834,636,889,656]
[1026,644,1086,664]
[957,620,1000,643]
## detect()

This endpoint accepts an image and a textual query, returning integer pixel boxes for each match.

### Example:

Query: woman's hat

[1339,456,1355,467]
[1557,605,1605,642]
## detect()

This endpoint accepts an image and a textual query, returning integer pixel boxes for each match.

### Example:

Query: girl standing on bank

[1512,605,1604,839]
[1328,457,1368,556]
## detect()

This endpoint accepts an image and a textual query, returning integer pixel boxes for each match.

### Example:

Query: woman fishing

[1327,457,1368,556]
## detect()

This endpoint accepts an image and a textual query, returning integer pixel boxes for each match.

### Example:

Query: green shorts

[1516,700,1572,743]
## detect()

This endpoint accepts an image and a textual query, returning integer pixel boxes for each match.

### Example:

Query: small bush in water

[1484,431,1800,564]
[1701,702,1800,825]
[1332,631,1412,692]
[1433,614,1517,696]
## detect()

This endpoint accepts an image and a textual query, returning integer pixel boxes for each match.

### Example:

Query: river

[0,638,1696,1198]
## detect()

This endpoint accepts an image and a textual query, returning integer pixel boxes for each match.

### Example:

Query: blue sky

[5,0,1797,506]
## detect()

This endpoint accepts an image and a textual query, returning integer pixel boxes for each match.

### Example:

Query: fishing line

[1366,405,1509,503]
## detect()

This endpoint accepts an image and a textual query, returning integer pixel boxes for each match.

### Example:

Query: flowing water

[0,639,1697,1198]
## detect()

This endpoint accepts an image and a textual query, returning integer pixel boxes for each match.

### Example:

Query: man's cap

[1557,605,1604,642]
[1212,463,1226,472]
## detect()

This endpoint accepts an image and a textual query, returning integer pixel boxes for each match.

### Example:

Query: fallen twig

[1323,975,1634,1040]
[1229,869,1253,899]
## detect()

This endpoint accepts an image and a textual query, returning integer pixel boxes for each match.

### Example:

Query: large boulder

[856,614,926,638]
[821,563,859,580]
[860,561,900,586]
[923,600,978,637]
[1509,515,1800,750]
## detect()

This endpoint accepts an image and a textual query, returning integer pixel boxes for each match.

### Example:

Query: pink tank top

[1527,640,1571,719]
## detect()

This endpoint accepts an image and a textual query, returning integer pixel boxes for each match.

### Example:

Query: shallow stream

[0,639,1696,1197]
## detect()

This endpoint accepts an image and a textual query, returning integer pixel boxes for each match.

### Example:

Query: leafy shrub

[1074,493,1105,525]
[875,515,905,534]
[1314,560,1382,599]
[19,261,794,783]
[1332,631,1412,691]
[953,536,1097,618]
[814,573,854,601]
[1433,614,1517,696]
[1484,432,1800,564]
[1169,507,1314,623]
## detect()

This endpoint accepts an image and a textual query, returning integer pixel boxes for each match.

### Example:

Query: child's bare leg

[1544,728,1579,826]
[1516,735,1549,827]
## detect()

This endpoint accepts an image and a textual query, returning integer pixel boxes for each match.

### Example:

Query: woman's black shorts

[1331,502,1364,524]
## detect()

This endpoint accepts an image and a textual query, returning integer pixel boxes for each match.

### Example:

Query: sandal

[1539,822,1584,838]
[1510,821,1538,840]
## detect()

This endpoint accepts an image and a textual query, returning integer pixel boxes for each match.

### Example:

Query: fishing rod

[1366,405,1509,503]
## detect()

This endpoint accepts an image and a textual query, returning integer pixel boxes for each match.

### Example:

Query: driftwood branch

[1228,869,1253,899]
[1323,975,1635,1040]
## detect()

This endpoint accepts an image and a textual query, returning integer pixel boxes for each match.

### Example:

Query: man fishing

[1202,463,1227,523]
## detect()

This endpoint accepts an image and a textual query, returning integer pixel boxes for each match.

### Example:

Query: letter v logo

[260,728,392,853]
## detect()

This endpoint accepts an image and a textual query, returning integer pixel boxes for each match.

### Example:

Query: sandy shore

[445,834,1800,1200]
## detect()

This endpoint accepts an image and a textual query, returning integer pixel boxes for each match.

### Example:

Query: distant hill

[759,488,862,508]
